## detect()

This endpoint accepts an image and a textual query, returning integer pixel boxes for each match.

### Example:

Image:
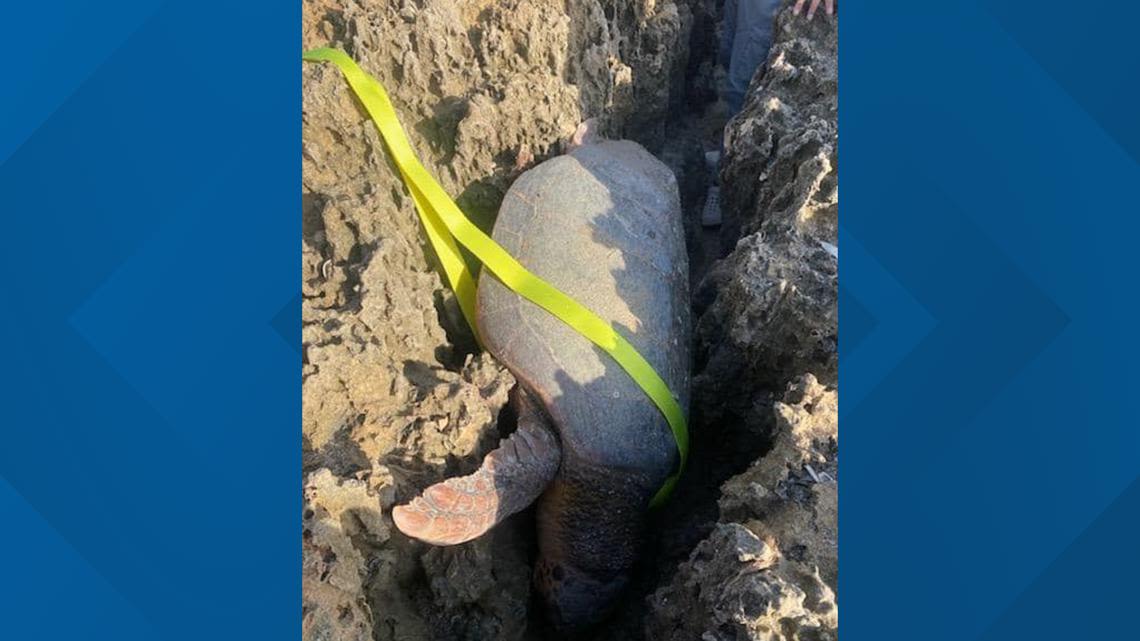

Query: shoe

[704,150,721,173]
[702,186,722,228]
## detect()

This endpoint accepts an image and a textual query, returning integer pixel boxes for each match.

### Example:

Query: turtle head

[534,556,629,632]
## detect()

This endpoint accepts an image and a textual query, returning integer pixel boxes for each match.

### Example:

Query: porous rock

[663,4,839,638]
[303,469,428,641]
[646,375,838,641]
[694,2,837,431]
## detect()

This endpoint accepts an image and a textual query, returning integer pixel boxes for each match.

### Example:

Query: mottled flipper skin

[477,141,691,629]
[392,388,561,545]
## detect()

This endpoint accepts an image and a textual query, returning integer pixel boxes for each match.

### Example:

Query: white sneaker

[704,151,721,173]
[702,186,722,228]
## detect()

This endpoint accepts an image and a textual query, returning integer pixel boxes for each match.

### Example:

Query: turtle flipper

[392,392,561,546]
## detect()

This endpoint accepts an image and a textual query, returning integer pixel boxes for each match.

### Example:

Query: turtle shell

[476,140,690,484]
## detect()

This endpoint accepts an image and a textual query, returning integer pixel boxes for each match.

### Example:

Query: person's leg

[721,0,739,69]
[707,0,782,228]
[726,0,782,117]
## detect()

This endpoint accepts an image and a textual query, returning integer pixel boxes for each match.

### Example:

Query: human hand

[793,0,834,20]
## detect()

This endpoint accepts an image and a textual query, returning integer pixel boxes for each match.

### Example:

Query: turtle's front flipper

[392,391,561,546]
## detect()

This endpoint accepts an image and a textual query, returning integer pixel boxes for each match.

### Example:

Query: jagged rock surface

[647,375,838,641]
[694,3,838,435]
[655,4,840,640]
[301,1,699,639]
[302,469,433,641]
[718,4,838,246]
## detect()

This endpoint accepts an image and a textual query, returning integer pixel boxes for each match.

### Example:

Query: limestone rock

[694,3,837,435]
[654,6,839,639]
[719,3,838,246]
[303,468,429,641]
[719,375,838,591]
[646,375,838,641]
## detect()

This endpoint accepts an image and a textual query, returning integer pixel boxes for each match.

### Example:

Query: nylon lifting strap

[303,48,687,506]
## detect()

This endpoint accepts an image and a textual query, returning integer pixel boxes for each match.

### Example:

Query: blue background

[1,0,1136,639]
[0,0,297,638]
[843,0,1140,639]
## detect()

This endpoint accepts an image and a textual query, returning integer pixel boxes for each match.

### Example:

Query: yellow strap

[303,47,687,506]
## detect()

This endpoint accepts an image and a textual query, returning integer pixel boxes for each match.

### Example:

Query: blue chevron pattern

[843,1,1140,639]
[0,1,297,639]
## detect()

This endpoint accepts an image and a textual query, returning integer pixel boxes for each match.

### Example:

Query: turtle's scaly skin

[477,140,690,627]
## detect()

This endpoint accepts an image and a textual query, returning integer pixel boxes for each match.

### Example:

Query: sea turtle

[393,137,690,629]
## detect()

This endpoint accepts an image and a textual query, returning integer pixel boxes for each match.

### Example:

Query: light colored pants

[722,0,782,116]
